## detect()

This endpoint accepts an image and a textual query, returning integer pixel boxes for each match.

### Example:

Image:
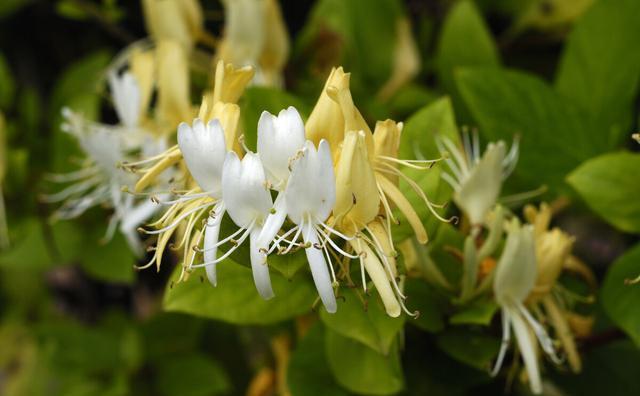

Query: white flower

[187,151,275,299]
[108,71,141,129]
[173,118,228,286]
[257,107,306,189]
[281,140,345,313]
[492,220,560,394]
[177,119,227,197]
[256,107,306,254]
[48,82,165,256]
[438,132,518,225]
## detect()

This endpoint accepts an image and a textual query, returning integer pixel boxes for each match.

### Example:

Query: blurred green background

[2,0,640,395]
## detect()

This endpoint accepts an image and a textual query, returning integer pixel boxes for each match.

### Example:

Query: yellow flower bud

[531,228,575,299]
[142,0,203,50]
[333,130,380,234]
[212,60,255,105]
[305,67,349,154]
[129,48,155,119]
[218,0,266,68]
[156,40,193,128]
[257,0,290,87]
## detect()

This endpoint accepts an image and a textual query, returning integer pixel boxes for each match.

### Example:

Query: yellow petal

[376,174,428,244]
[142,0,203,50]
[326,76,374,158]
[257,0,289,86]
[531,228,574,299]
[367,219,397,276]
[334,131,380,233]
[129,48,155,117]
[218,0,266,67]
[156,40,193,127]
[373,119,402,159]
[350,239,401,318]
[135,147,183,193]
[212,60,255,104]
[305,67,349,153]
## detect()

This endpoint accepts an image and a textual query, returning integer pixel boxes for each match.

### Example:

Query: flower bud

[142,0,203,50]
[333,131,380,234]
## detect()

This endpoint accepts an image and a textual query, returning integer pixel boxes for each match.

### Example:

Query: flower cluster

[134,65,447,317]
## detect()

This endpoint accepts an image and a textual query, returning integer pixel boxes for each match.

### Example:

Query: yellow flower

[141,0,204,50]
[524,203,575,299]
[217,0,289,87]
[156,40,194,129]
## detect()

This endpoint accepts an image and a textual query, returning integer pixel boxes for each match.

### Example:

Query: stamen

[140,201,215,234]
[491,308,512,376]
[189,221,255,268]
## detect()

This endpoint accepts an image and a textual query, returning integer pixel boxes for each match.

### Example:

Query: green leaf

[298,0,403,93]
[601,243,640,346]
[288,324,350,396]
[0,218,83,270]
[553,340,640,396]
[450,298,498,326]
[436,0,499,120]
[436,328,500,370]
[403,278,446,333]
[457,68,603,189]
[163,261,317,325]
[320,288,404,355]
[394,97,459,242]
[0,52,15,110]
[239,86,309,151]
[568,151,640,233]
[555,0,640,146]
[325,328,404,395]
[155,354,231,396]
[268,249,308,280]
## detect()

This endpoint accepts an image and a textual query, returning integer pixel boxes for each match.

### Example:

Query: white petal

[177,119,227,196]
[119,199,160,255]
[203,204,225,287]
[510,308,543,394]
[454,142,505,225]
[222,152,273,227]
[256,191,287,251]
[303,222,336,313]
[250,226,275,299]
[80,128,123,174]
[493,223,537,304]
[285,140,336,225]
[109,71,141,128]
[257,107,306,188]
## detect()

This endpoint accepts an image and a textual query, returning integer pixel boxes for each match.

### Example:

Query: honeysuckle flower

[305,67,352,154]
[255,107,306,251]
[217,0,289,87]
[156,40,193,128]
[221,152,274,299]
[282,140,345,313]
[492,220,561,395]
[523,203,584,373]
[138,118,227,283]
[438,132,519,225]
[131,61,251,194]
[141,0,203,50]
[46,70,167,255]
